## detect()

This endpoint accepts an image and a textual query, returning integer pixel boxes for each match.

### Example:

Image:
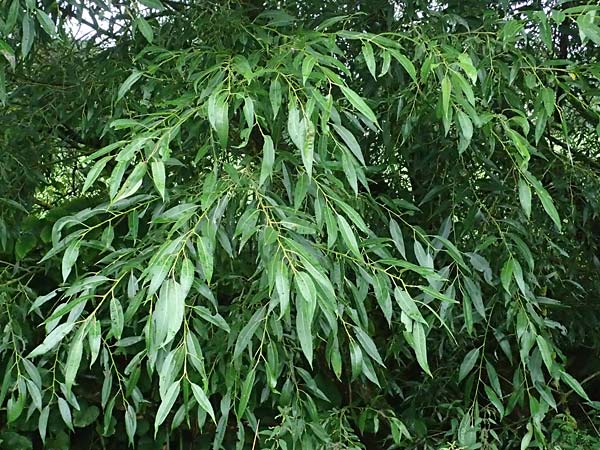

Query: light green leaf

[62,239,80,282]
[21,15,34,58]
[65,331,84,394]
[207,93,229,148]
[302,55,317,84]
[458,347,480,382]
[340,85,379,126]
[154,380,180,435]
[389,219,406,258]
[270,78,282,118]
[362,42,377,79]
[125,405,137,447]
[36,9,57,37]
[332,123,365,165]
[441,75,451,118]
[117,71,143,101]
[259,135,275,186]
[412,322,431,376]
[560,370,590,401]
[28,323,75,358]
[354,326,384,366]
[458,53,478,84]
[534,183,562,231]
[151,161,166,200]
[110,298,124,340]
[58,397,74,431]
[197,236,214,284]
[233,307,265,360]
[237,368,255,418]
[136,16,153,43]
[394,287,425,323]
[190,382,215,422]
[337,214,361,260]
[518,178,532,219]
[275,259,290,318]
[302,120,315,179]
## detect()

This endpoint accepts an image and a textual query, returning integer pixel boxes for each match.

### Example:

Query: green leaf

[28,323,75,358]
[349,340,363,380]
[354,326,384,366]
[113,162,147,202]
[233,307,265,360]
[125,405,137,447]
[36,9,57,37]
[110,298,124,340]
[153,280,185,348]
[577,12,600,45]
[295,271,317,364]
[155,380,180,435]
[533,183,562,231]
[518,178,532,219]
[373,273,392,325]
[117,70,143,101]
[362,42,377,79]
[389,219,406,258]
[302,120,315,179]
[337,214,362,260]
[302,55,317,84]
[269,78,282,118]
[65,331,84,394]
[412,322,431,376]
[389,50,417,82]
[463,277,485,319]
[139,0,165,9]
[500,258,514,292]
[136,16,153,43]
[394,287,425,323]
[275,259,290,318]
[332,124,365,165]
[340,86,379,126]
[62,239,80,282]
[207,93,229,148]
[38,405,50,442]
[21,15,34,58]
[190,382,215,423]
[458,347,480,382]
[259,135,275,187]
[536,335,554,374]
[441,75,451,118]
[58,397,74,431]
[560,371,590,401]
[458,53,478,84]
[82,156,111,194]
[237,368,255,418]
[151,161,166,200]
[197,236,214,284]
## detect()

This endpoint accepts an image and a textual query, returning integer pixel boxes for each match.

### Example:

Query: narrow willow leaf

[389,50,417,82]
[58,397,74,431]
[349,340,363,380]
[62,239,80,282]
[21,15,34,58]
[337,214,361,260]
[534,184,562,231]
[151,161,166,200]
[154,380,180,435]
[394,287,425,323]
[82,156,110,193]
[259,135,275,186]
[332,124,365,165]
[275,259,290,318]
[302,120,315,179]
[412,322,431,376]
[458,53,478,84]
[88,318,101,367]
[269,78,282,118]
[28,323,75,358]
[459,347,480,382]
[207,93,229,148]
[36,9,57,37]
[518,178,532,219]
[26,379,42,411]
[113,162,147,202]
[354,326,384,366]
[117,71,143,101]
[179,258,195,299]
[136,16,153,43]
[389,219,406,258]
[237,368,255,418]
[560,371,590,401]
[536,335,554,373]
[441,75,451,118]
[362,42,377,79]
[65,332,83,394]
[484,384,505,417]
[39,405,50,442]
[197,236,214,284]
[296,293,315,365]
[340,86,378,125]
[501,258,514,292]
[463,277,485,319]
[233,307,265,360]
[154,280,185,348]
[125,405,137,446]
[190,382,215,423]
[110,298,124,340]
[373,273,392,325]
[302,55,317,84]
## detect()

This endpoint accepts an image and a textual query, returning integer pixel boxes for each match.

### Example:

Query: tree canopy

[1,0,600,449]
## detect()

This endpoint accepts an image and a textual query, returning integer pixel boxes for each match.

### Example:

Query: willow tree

[1,1,600,449]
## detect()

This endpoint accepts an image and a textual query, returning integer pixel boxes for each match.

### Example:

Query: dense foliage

[1,0,600,449]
